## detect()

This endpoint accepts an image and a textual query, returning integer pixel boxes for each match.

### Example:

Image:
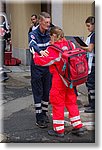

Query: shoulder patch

[31,35,35,39]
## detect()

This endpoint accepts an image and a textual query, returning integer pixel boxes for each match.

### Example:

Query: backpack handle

[48,44,64,53]
[67,40,72,50]
[48,40,74,53]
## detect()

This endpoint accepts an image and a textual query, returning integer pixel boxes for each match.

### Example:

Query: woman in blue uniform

[78,16,95,113]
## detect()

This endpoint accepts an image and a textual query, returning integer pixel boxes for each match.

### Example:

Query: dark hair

[85,16,95,25]
[38,12,50,20]
[31,14,37,19]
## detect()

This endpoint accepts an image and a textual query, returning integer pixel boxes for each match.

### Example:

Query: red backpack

[49,41,88,88]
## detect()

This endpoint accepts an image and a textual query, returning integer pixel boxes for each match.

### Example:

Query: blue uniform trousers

[86,66,95,109]
[30,56,51,121]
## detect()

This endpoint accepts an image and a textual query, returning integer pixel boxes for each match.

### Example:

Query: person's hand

[76,41,81,47]
[39,50,49,57]
[76,42,87,51]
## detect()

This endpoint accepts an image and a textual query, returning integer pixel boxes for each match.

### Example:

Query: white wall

[51,0,63,28]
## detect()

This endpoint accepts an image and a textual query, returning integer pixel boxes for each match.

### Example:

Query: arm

[28,32,41,54]
[28,32,49,56]
[78,44,94,53]
[78,33,95,53]
[33,46,61,66]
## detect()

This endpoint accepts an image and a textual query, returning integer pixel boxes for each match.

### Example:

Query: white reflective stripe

[0,24,4,27]
[55,125,64,131]
[64,120,95,127]
[70,116,80,122]
[43,53,62,66]
[35,103,41,107]
[90,90,95,93]
[72,121,82,127]
[90,95,95,99]
[72,43,76,49]
[53,120,64,124]
[42,100,49,105]
[42,107,48,111]
[37,42,50,47]
[30,47,35,54]
[29,39,37,46]
[62,46,68,51]
[36,110,42,113]
[59,74,68,87]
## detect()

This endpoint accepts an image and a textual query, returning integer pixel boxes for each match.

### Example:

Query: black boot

[36,113,48,128]
[48,130,64,137]
[71,127,87,136]
[0,71,9,82]
[42,112,49,123]
[36,120,48,128]
[84,107,95,113]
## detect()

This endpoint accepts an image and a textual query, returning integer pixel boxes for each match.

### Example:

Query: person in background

[77,16,95,113]
[0,15,11,82]
[28,12,51,128]
[33,26,87,137]
[28,14,39,33]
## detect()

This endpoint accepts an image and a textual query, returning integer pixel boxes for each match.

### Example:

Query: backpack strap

[48,44,64,53]
[53,64,68,87]
[67,40,72,50]
[67,40,77,50]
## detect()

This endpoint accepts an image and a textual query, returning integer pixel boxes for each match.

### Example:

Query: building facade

[0,0,95,65]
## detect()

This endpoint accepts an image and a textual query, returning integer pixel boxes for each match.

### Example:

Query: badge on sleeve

[31,35,35,39]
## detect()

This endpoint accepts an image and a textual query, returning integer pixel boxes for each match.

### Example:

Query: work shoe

[36,120,48,128]
[84,104,91,107]
[71,127,87,136]
[42,112,50,123]
[43,114,49,123]
[0,71,9,82]
[48,130,64,137]
[44,115,49,123]
[84,108,95,113]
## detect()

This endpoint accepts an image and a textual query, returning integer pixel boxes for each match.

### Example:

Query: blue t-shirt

[90,32,95,45]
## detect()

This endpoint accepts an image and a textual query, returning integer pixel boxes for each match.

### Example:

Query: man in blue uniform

[28,12,51,128]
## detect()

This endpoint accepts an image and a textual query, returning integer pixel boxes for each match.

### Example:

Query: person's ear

[38,19,41,24]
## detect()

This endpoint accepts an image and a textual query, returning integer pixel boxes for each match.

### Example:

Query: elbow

[88,48,93,53]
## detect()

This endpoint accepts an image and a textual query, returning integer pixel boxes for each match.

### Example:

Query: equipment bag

[49,41,88,88]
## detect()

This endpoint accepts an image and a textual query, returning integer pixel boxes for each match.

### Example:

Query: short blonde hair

[50,26,64,41]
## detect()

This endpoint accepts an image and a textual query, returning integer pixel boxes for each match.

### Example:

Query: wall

[5,1,94,65]
[52,1,63,28]
[63,1,94,40]
[8,2,41,49]
[6,2,41,64]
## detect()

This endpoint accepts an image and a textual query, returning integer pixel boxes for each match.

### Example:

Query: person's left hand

[39,50,49,57]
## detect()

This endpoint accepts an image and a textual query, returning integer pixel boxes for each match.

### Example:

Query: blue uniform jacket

[28,26,50,55]
[28,26,51,74]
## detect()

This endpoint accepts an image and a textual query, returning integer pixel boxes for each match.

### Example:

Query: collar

[88,31,95,37]
[37,26,49,37]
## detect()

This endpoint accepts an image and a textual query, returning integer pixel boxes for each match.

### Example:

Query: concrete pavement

[0,65,95,143]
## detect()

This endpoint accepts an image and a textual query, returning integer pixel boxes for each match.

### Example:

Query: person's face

[50,33,58,43]
[86,23,95,32]
[31,16,37,24]
[39,17,51,32]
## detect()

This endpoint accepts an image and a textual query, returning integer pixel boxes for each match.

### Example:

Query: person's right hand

[39,50,49,57]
